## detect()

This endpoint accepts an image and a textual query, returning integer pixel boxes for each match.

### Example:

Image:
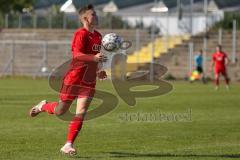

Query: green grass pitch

[0,77,240,160]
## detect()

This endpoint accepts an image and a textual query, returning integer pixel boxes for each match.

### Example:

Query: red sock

[66,116,83,144]
[41,102,58,114]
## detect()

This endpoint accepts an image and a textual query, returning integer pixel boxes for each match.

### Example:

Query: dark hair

[78,4,94,15]
[217,44,222,49]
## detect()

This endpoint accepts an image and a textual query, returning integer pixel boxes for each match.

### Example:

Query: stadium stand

[0,29,151,76]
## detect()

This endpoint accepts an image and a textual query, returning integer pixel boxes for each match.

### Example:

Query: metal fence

[0,25,239,80]
[0,40,71,78]
[0,13,128,30]
[0,29,153,78]
[0,13,79,29]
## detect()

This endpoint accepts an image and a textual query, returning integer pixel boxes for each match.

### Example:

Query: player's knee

[54,101,72,116]
[76,108,87,115]
[55,108,67,116]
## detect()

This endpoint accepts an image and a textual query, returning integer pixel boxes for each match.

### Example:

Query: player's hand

[97,70,107,80]
[94,53,108,62]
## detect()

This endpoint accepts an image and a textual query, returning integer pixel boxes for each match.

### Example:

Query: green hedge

[213,12,240,30]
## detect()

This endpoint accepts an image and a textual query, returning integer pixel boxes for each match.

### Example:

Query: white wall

[121,11,224,36]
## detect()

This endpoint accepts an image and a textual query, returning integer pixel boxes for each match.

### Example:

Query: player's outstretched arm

[225,56,230,66]
[73,51,107,62]
[73,53,97,62]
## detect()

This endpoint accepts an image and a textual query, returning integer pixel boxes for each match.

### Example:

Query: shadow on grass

[71,151,240,159]
[103,152,240,159]
[71,156,92,159]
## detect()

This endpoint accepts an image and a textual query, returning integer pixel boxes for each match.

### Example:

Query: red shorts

[60,69,96,101]
[215,67,227,76]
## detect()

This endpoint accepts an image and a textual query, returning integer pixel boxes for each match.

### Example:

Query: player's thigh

[215,73,220,79]
[214,70,220,79]
[197,66,203,73]
[221,70,228,78]
[76,97,92,115]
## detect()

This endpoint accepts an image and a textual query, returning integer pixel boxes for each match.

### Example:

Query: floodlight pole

[4,14,9,28]
[136,29,140,64]
[150,23,155,82]
[150,0,157,82]
[204,0,208,31]
[33,14,37,28]
[10,41,15,75]
[166,11,169,51]
[189,42,194,73]
[190,0,193,35]
[218,27,222,45]
[232,19,237,64]
[203,0,208,76]
[63,13,67,29]
[149,0,168,82]
[18,14,22,29]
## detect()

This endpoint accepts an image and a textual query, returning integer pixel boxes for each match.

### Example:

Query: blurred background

[0,0,239,81]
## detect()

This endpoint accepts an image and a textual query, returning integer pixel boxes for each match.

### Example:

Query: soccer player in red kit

[29,4,107,155]
[210,45,230,90]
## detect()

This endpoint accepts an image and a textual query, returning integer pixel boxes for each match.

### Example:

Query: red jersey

[59,28,102,101]
[212,51,227,69]
[68,28,102,84]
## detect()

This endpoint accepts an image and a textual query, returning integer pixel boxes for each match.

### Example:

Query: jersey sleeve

[194,55,197,61]
[71,30,95,62]
[212,54,216,61]
[224,53,228,59]
[71,31,87,58]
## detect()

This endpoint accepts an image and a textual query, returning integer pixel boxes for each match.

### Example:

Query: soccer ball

[102,33,122,52]
[41,67,48,73]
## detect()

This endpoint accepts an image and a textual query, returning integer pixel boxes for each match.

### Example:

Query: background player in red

[29,4,107,155]
[210,45,230,90]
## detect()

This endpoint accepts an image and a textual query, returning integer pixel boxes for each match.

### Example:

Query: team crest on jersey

[92,44,101,52]
[216,56,223,61]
